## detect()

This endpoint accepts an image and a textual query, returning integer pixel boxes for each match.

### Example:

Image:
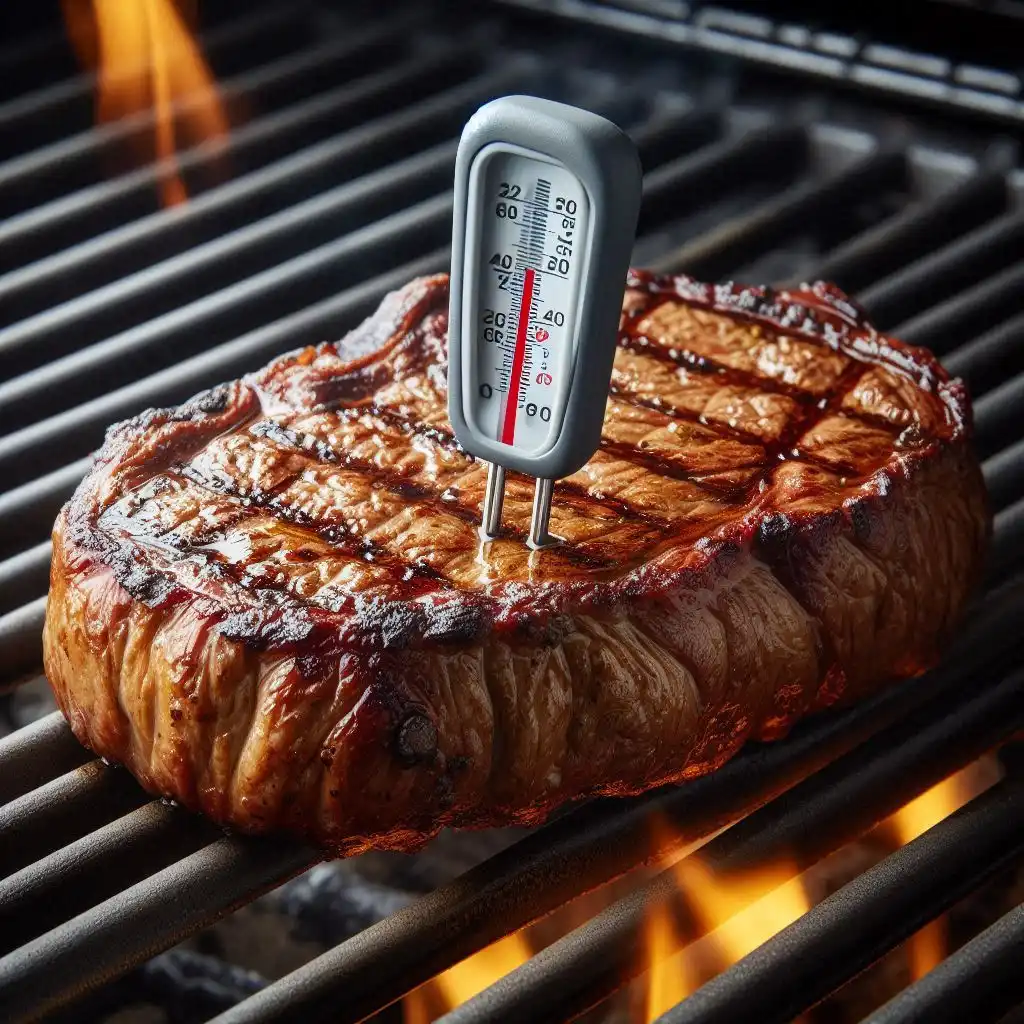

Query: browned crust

[42,271,990,854]
[52,271,975,651]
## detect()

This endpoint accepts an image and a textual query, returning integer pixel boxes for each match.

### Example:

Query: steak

[43,270,989,855]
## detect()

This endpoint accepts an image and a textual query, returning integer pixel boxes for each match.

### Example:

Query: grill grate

[652,770,1024,1024]
[495,0,1024,126]
[865,895,1024,1024]
[429,654,1024,1024]
[1,1,1024,1022]
[208,623,1024,1024]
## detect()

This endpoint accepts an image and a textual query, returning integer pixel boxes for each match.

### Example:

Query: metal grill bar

[435,666,1024,1024]
[636,124,806,237]
[0,763,148,879]
[857,212,1024,328]
[807,167,1009,293]
[0,836,317,1024]
[0,799,220,956]
[655,772,1024,1024]
[894,260,1024,352]
[0,460,89,562]
[0,673,45,704]
[626,107,721,173]
[989,499,1024,587]
[199,582,1024,1024]
[0,543,50,617]
[0,712,89,805]
[0,18,415,212]
[942,311,1024,397]
[983,438,1024,512]
[650,147,906,278]
[0,598,47,687]
[959,359,1024,460]
[865,901,1024,1024]
[0,66,520,320]
[0,221,453,489]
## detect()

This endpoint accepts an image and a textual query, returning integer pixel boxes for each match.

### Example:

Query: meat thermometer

[448,95,642,548]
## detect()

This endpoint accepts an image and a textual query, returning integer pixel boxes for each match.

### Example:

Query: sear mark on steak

[43,270,989,855]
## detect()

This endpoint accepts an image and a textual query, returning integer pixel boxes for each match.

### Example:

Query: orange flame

[886,768,976,980]
[639,765,988,1018]
[641,858,811,1022]
[640,816,811,1022]
[404,762,995,1024]
[63,0,228,207]
[642,898,702,1021]
[403,931,533,1024]
[677,860,812,965]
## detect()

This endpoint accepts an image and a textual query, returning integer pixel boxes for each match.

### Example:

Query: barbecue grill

[2,0,1024,1021]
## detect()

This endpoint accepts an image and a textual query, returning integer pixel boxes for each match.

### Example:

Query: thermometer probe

[448,95,642,547]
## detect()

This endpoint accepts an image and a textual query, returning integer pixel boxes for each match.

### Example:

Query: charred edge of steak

[55,271,980,659]
[624,269,971,439]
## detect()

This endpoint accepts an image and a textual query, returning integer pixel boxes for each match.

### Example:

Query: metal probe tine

[481,462,506,539]
[528,477,555,549]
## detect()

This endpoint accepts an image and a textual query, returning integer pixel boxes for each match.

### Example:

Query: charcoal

[271,863,415,946]
[139,949,266,1024]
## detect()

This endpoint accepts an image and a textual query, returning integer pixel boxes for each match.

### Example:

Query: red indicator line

[501,267,536,445]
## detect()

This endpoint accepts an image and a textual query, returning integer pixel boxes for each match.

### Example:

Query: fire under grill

[1,0,1024,1021]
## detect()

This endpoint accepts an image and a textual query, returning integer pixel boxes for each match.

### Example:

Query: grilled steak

[44,270,989,854]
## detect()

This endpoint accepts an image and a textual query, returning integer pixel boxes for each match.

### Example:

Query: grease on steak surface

[43,271,989,854]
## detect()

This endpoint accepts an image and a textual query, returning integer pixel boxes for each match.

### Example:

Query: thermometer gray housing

[448,95,642,480]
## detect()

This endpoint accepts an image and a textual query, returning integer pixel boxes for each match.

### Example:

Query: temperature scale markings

[500,266,536,444]
[514,200,559,213]
[499,177,551,446]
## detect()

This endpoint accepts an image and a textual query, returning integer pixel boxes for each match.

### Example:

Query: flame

[677,860,812,965]
[639,861,812,1022]
[640,814,811,1022]
[63,0,228,207]
[406,763,994,1024]
[886,768,976,981]
[889,770,972,846]
[904,917,946,980]
[403,931,533,1024]
[642,898,702,1021]
[638,768,982,1018]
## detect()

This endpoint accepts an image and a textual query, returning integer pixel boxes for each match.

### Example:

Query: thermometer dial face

[463,147,591,460]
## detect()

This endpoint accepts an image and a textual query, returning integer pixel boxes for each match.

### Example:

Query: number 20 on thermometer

[448,96,641,544]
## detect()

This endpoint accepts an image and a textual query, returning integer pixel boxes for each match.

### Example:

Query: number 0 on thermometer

[448,96,641,542]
